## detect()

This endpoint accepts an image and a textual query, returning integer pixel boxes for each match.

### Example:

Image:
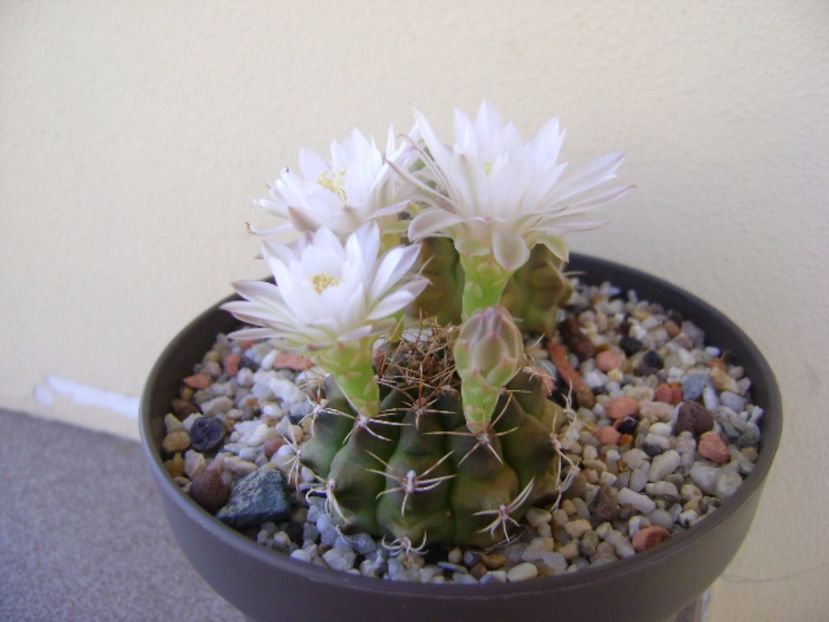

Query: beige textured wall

[2,1,827,618]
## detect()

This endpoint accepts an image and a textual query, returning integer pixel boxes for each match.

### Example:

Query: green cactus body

[300,328,567,548]
[409,237,464,324]
[410,238,572,334]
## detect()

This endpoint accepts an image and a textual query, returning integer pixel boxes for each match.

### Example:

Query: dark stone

[614,416,638,435]
[666,309,683,325]
[558,316,596,361]
[737,424,761,448]
[579,531,600,557]
[682,374,708,401]
[675,401,714,437]
[189,469,230,514]
[639,350,664,375]
[424,546,448,566]
[619,336,643,356]
[642,443,664,458]
[171,399,200,418]
[190,416,227,452]
[591,485,619,522]
[216,466,291,529]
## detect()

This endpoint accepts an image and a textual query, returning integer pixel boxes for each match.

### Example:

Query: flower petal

[407,208,464,240]
[492,229,531,272]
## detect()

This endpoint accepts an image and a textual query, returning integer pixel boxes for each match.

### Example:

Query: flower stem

[459,252,513,319]
[313,338,379,418]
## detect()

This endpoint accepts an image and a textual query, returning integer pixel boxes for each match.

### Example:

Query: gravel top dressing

[159,277,763,585]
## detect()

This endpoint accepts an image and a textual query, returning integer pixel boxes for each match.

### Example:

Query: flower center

[317,170,347,201]
[483,162,493,175]
[311,272,341,294]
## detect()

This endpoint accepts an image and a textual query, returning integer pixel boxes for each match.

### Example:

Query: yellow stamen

[483,162,493,175]
[311,273,341,294]
[318,170,347,201]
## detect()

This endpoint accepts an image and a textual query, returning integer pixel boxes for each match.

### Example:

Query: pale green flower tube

[313,338,379,419]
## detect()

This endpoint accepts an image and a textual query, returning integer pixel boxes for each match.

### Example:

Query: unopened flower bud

[455,305,524,386]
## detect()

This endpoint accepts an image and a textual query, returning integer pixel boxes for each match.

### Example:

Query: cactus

[225,103,631,554]
[410,238,572,334]
[299,322,568,548]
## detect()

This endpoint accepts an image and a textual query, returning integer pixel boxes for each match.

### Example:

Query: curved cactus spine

[299,322,568,547]
[410,238,572,334]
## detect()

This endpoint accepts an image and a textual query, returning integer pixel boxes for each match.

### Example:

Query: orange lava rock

[183,373,211,390]
[596,349,621,372]
[698,432,730,464]
[632,526,671,551]
[670,385,683,405]
[547,341,587,392]
[654,383,673,403]
[263,437,284,459]
[274,352,314,371]
[223,353,241,376]
[606,396,640,421]
[596,426,622,446]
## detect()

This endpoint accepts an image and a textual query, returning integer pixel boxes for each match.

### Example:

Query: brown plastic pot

[140,254,782,622]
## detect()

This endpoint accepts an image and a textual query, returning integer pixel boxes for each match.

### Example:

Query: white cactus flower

[400,101,633,271]
[252,127,416,239]
[222,222,428,350]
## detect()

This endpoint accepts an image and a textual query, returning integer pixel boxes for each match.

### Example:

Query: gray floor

[0,409,244,621]
[0,409,705,622]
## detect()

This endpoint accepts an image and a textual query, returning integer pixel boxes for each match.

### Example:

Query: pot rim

[139,252,782,598]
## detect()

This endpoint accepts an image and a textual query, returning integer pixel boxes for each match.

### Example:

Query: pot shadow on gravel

[0,409,244,622]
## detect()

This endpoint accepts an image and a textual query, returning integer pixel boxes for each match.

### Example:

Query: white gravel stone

[678,510,699,527]
[507,562,539,582]
[648,508,675,530]
[644,433,670,450]
[716,471,743,498]
[681,483,702,501]
[622,448,650,470]
[618,487,657,514]
[323,548,356,571]
[675,432,697,466]
[290,548,312,562]
[703,385,720,410]
[526,507,552,527]
[563,519,592,539]
[201,396,232,416]
[540,552,567,574]
[605,530,636,558]
[629,466,650,492]
[649,450,681,482]
[649,422,673,437]
[183,450,207,479]
[690,465,721,495]
[645,481,679,499]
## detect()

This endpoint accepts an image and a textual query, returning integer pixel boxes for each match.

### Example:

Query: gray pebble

[720,391,747,413]
[216,466,291,529]
[682,373,708,401]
